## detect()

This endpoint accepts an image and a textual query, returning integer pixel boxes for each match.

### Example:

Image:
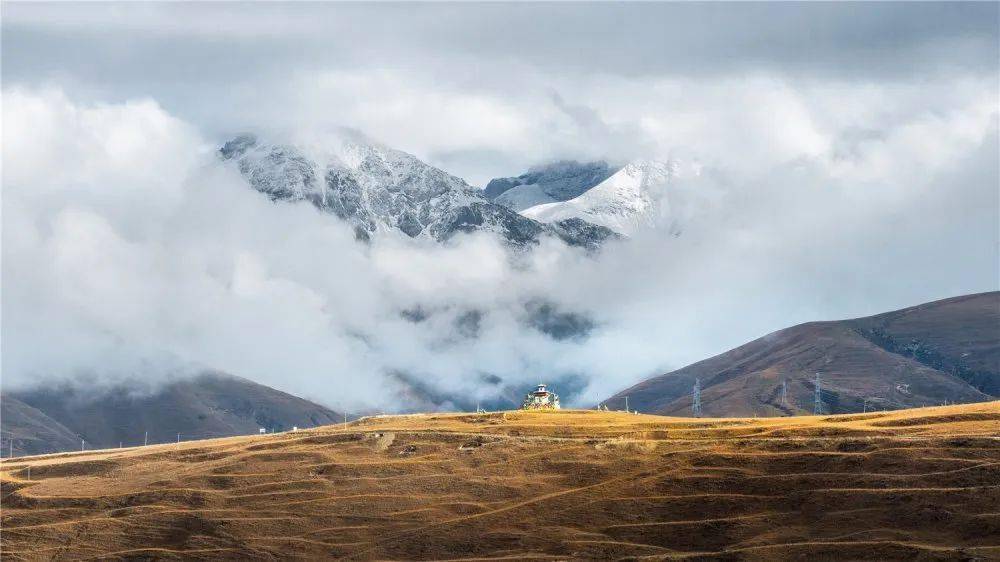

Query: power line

[6,424,340,458]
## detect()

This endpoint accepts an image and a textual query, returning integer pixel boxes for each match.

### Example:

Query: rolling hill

[2,372,341,456]
[1,403,997,560]
[604,292,999,417]
[0,396,81,457]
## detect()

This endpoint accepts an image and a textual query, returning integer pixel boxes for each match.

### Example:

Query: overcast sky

[5,2,998,183]
[2,3,998,410]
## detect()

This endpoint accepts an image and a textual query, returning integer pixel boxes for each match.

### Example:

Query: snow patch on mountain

[521,160,677,235]
[494,184,557,211]
[487,160,615,212]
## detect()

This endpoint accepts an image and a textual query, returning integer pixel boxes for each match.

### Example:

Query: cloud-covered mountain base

[2,87,997,414]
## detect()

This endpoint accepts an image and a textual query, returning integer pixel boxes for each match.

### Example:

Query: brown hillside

[605,292,998,417]
[0,396,81,457]
[2,402,998,560]
[3,372,342,456]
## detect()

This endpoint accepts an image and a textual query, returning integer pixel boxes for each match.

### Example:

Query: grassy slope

[2,402,998,561]
[3,372,343,455]
[0,395,81,457]
[604,292,999,417]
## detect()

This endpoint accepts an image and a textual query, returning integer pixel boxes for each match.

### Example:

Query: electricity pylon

[693,378,702,417]
[814,373,823,415]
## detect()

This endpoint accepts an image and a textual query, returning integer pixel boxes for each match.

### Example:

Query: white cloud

[2,3,997,414]
[2,58,996,411]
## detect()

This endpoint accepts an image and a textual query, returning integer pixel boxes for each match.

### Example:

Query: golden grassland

[1,402,998,561]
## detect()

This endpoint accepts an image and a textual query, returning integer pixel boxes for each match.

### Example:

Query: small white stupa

[521,383,561,410]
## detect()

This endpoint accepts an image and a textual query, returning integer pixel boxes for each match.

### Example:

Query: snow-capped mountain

[518,160,677,236]
[220,134,618,250]
[485,160,616,212]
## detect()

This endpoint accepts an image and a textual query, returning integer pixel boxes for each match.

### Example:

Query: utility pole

[781,379,788,408]
[144,431,148,446]
[693,378,702,417]
[81,439,85,451]
[176,433,180,448]
[814,373,823,415]
[624,396,629,414]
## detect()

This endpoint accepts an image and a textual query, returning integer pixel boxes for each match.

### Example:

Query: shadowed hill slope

[853,292,1000,395]
[0,395,81,457]
[1,403,997,560]
[2,372,341,456]
[605,292,998,417]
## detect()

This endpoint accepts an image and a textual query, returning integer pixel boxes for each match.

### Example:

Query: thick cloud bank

[2,80,997,412]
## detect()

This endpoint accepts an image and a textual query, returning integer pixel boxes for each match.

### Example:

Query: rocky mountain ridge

[220,134,618,250]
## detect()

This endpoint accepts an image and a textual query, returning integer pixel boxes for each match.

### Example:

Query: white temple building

[521,384,561,410]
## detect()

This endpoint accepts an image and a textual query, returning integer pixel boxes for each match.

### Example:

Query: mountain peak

[485,160,616,204]
[220,134,617,249]
[514,158,677,235]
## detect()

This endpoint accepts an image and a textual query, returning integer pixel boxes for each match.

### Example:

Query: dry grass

[2,402,998,560]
